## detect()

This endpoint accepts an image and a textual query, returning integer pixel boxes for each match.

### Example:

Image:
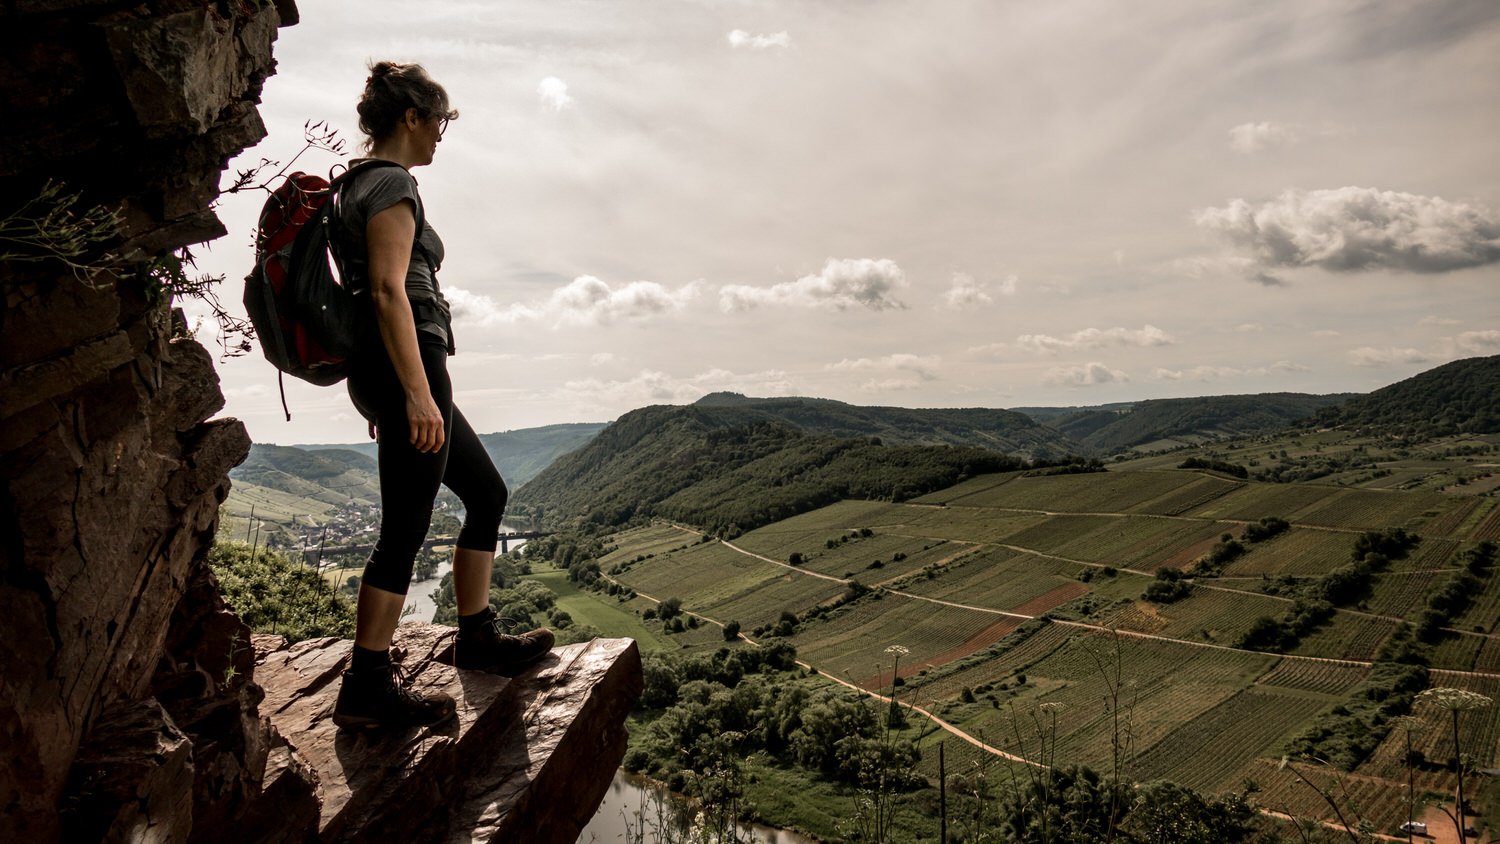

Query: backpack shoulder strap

[331,159,429,257]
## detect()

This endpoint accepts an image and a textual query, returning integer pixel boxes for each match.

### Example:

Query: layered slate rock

[255,624,643,844]
[58,697,196,844]
[0,1,290,838]
[2,1,643,839]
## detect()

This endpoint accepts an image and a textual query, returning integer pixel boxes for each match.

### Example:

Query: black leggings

[347,340,507,595]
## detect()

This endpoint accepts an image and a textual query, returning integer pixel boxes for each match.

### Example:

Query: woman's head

[356,61,458,155]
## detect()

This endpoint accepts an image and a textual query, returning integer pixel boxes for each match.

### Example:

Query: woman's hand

[407,391,446,453]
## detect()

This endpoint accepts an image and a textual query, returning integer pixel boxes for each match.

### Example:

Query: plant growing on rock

[1415,687,1493,844]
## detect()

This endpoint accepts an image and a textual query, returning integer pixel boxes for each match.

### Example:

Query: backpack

[243,160,420,419]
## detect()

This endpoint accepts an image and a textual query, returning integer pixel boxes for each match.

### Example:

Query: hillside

[1018,392,1352,454]
[1317,354,1500,436]
[510,404,1028,535]
[295,421,608,488]
[693,392,1073,459]
[477,423,609,487]
[570,452,1500,839]
[230,444,381,505]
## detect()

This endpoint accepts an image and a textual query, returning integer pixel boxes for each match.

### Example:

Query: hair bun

[368,61,399,81]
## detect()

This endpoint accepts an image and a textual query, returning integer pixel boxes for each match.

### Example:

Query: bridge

[300,530,552,567]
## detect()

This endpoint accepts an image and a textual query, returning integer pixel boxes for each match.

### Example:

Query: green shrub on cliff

[208,541,355,643]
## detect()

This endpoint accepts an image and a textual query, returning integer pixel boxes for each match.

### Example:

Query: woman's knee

[467,476,508,524]
[457,478,506,550]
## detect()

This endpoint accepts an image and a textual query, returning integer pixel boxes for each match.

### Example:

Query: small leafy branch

[0,180,122,282]
[222,119,347,208]
[1415,687,1493,844]
[1,120,348,360]
[140,246,256,357]
[184,120,348,357]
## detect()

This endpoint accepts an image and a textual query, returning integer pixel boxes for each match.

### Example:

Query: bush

[209,542,355,643]
[1243,516,1290,543]
[1178,456,1249,478]
[723,620,741,641]
[1143,568,1192,604]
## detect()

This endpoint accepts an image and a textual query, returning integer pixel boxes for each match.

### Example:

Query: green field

[591,455,1500,834]
[524,564,675,653]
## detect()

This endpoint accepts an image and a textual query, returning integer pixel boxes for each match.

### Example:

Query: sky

[188,0,1500,445]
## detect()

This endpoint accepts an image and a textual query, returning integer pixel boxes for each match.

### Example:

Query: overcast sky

[190,0,1500,445]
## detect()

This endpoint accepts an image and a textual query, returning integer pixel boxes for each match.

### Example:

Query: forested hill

[691,392,1072,459]
[295,421,608,488]
[1017,392,1353,454]
[509,404,1028,535]
[476,423,609,487]
[230,444,381,505]
[1316,355,1500,436]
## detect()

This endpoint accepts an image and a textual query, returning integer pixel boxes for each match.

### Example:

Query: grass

[590,438,1500,835]
[1131,687,1331,793]
[524,563,675,653]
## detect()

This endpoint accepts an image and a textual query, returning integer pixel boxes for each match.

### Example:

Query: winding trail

[610,524,1490,839]
[660,521,1500,676]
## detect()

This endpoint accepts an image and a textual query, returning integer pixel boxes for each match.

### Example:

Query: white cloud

[1228,121,1300,154]
[720,257,906,312]
[1312,329,1342,337]
[223,384,269,399]
[1233,323,1264,333]
[590,352,618,366]
[1016,324,1174,355]
[537,76,574,111]
[1195,187,1500,281]
[942,272,1016,308]
[1152,361,1309,381]
[827,353,940,381]
[727,29,791,49]
[448,277,700,328]
[1347,346,1433,367]
[1456,330,1500,355]
[1042,362,1128,387]
[558,367,792,405]
[1420,316,1463,326]
[1169,255,1283,287]
[942,272,990,308]
[857,378,925,392]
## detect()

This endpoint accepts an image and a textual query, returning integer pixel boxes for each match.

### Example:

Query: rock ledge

[254,625,643,844]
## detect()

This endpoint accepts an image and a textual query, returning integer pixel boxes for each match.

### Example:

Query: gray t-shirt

[336,161,452,349]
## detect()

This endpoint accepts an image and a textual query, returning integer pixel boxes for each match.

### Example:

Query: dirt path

[665,522,1500,674]
[607,558,1500,838]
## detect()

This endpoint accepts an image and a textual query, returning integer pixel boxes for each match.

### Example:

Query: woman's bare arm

[366,198,445,453]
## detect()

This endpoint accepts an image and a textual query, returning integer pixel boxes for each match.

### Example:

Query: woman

[331,61,553,732]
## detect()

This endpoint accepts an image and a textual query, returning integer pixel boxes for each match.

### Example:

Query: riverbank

[579,769,818,844]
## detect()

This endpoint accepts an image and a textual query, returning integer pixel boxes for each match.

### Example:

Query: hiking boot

[332,661,456,732]
[454,608,555,673]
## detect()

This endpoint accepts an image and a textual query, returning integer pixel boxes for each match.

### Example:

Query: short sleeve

[349,166,419,230]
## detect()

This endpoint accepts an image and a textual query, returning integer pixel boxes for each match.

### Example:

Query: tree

[1416,687,1494,844]
[1122,781,1256,844]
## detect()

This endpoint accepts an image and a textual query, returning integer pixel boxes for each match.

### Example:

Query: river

[578,770,817,844]
[401,524,527,622]
[399,538,813,842]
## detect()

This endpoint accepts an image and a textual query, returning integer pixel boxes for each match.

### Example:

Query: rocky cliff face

[3,2,642,842]
[1,2,291,839]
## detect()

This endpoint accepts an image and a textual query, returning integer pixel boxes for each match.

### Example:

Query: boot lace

[386,662,425,705]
